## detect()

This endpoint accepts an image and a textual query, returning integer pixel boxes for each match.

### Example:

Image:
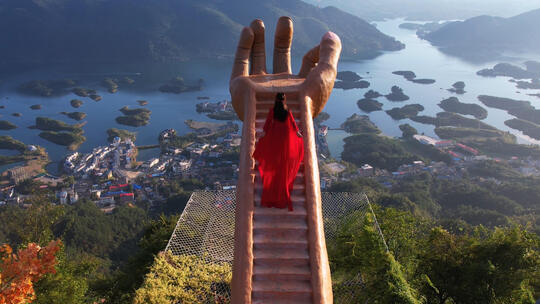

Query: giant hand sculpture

[230,17,342,121]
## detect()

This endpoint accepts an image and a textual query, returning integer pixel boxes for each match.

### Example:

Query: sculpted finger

[273,16,293,74]
[304,32,342,118]
[231,27,254,81]
[250,19,266,75]
[317,31,341,71]
[298,45,319,78]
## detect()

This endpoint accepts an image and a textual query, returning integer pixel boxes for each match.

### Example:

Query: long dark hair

[273,92,288,122]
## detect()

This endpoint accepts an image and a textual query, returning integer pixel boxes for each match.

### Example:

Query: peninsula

[107,128,137,143]
[477,61,540,79]
[341,114,380,134]
[478,95,540,124]
[410,112,496,130]
[39,131,86,150]
[505,119,540,140]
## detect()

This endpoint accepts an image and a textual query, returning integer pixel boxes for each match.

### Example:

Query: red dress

[253,109,304,211]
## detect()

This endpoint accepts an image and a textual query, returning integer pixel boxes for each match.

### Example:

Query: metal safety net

[165,191,382,303]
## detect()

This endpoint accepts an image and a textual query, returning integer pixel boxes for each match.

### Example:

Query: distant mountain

[0,0,404,66]
[304,0,540,21]
[423,9,540,60]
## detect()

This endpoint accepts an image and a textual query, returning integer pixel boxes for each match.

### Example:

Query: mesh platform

[165,191,381,303]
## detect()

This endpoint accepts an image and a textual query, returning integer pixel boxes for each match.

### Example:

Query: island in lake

[115,106,151,127]
[364,90,382,99]
[12,113,22,117]
[0,120,17,130]
[73,87,96,97]
[89,94,102,101]
[448,81,466,94]
[357,98,383,113]
[35,117,83,132]
[438,97,487,120]
[60,112,87,121]
[385,86,410,102]
[71,99,83,108]
[392,70,436,84]
[18,79,76,97]
[102,78,119,93]
[341,114,380,134]
[30,104,42,110]
[137,100,149,106]
[334,71,370,90]
[107,128,137,143]
[159,77,203,94]
[386,104,424,120]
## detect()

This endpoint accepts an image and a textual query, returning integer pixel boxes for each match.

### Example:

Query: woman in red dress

[253,93,304,211]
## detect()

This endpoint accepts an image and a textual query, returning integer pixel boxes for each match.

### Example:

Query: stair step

[254,195,305,206]
[254,238,308,250]
[254,253,310,268]
[252,297,312,304]
[253,228,307,244]
[253,264,311,281]
[254,217,307,229]
[253,213,308,230]
[254,203,306,214]
[252,280,312,301]
[254,247,309,260]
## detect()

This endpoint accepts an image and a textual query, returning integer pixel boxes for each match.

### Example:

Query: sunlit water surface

[1,19,539,173]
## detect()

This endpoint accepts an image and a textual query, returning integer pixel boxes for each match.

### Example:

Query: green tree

[133,252,232,304]
[98,215,179,304]
[417,226,539,304]
[329,211,420,303]
[34,246,97,304]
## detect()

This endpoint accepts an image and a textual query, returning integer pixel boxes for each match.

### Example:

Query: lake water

[1,19,539,173]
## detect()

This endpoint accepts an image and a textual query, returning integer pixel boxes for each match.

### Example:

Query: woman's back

[253,94,304,211]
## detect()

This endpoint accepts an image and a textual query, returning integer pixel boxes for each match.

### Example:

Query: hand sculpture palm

[230,17,342,121]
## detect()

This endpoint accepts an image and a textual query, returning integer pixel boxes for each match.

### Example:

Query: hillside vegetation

[0,0,403,66]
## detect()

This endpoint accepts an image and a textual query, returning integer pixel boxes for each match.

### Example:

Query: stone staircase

[251,96,312,303]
